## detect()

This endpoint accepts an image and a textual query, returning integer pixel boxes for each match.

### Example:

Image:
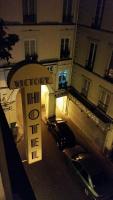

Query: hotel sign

[7,63,52,164]
[14,77,50,88]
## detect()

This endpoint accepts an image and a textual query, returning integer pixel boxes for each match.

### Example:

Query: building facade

[0,0,79,161]
[71,0,113,155]
[1,0,113,158]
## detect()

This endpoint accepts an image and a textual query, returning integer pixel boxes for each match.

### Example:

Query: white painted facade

[72,0,113,153]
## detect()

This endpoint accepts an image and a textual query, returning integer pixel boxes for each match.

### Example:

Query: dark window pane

[23,0,36,23]
[87,43,97,71]
[67,0,72,16]
[63,0,73,22]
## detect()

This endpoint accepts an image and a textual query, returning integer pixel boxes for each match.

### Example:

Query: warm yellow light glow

[41,85,49,105]
[41,85,48,93]
[56,96,67,114]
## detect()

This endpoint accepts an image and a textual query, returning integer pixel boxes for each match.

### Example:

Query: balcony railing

[98,101,108,113]
[23,14,37,24]
[25,54,38,62]
[60,49,70,59]
[67,86,113,124]
[63,15,73,23]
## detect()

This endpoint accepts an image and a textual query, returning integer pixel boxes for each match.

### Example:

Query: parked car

[63,147,113,200]
[47,117,76,150]
[63,145,88,161]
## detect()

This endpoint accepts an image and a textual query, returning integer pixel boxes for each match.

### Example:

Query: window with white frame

[60,38,70,59]
[86,42,97,71]
[81,77,90,97]
[98,87,111,112]
[63,0,73,23]
[23,0,37,23]
[24,39,37,60]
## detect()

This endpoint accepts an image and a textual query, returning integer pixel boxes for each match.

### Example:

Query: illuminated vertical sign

[23,85,42,163]
[7,63,52,164]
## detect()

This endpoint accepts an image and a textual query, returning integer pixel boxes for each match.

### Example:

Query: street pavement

[17,120,89,200]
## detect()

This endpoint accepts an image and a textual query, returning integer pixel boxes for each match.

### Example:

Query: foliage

[0,18,19,62]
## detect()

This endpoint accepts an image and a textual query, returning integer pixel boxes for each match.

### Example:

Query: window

[81,78,90,97]
[58,71,68,89]
[86,42,97,71]
[24,40,37,60]
[60,38,70,59]
[98,87,111,112]
[31,138,39,147]
[106,51,113,79]
[27,92,39,104]
[23,0,37,23]
[63,0,73,23]
[32,151,38,159]
[92,0,105,29]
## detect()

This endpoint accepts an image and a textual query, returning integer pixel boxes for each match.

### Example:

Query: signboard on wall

[7,63,52,164]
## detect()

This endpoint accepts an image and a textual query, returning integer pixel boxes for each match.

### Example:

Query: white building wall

[0,0,22,23]
[4,25,74,63]
[0,0,78,24]
[68,100,105,150]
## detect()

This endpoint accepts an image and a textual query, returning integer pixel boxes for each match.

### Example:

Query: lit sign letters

[8,63,52,164]
[14,77,50,88]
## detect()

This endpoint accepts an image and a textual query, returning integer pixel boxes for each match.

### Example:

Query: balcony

[23,14,37,24]
[25,54,38,63]
[68,86,113,124]
[62,15,73,23]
